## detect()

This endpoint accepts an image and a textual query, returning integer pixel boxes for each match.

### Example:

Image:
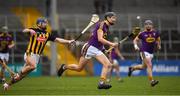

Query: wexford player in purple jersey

[0,26,14,83]
[107,37,125,82]
[58,12,118,89]
[128,20,161,87]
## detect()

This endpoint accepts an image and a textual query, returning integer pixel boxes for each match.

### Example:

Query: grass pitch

[0,76,180,95]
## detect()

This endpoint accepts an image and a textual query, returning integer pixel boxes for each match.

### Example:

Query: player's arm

[156,36,161,50]
[133,33,141,51]
[8,41,15,49]
[97,23,117,47]
[54,38,75,44]
[114,47,125,60]
[48,33,75,44]
[23,28,36,35]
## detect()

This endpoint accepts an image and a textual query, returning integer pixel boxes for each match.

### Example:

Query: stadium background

[0,0,180,95]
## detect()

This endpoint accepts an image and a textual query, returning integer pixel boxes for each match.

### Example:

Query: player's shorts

[0,53,9,62]
[112,59,119,66]
[140,51,154,60]
[81,43,103,59]
[24,52,40,65]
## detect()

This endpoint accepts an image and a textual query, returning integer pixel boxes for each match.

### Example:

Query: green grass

[0,76,180,95]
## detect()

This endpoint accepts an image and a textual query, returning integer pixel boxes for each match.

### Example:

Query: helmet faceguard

[36,17,48,30]
[104,12,117,25]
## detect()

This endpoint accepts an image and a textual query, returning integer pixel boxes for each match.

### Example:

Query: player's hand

[111,43,118,47]
[8,44,15,49]
[134,44,139,51]
[157,45,161,50]
[69,40,76,46]
[30,29,36,35]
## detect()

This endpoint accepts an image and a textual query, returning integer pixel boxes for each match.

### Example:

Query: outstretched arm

[23,28,36,35]
[54,38,75,44]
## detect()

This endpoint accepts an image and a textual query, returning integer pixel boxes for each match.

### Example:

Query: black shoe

[151,80,159,87]
[97,83,112,89]
[57,64,66,77]
[128,67,133,77]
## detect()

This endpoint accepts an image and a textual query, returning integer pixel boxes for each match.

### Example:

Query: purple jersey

[111,48,119,60]
[0,32,13,53]
[138,30,160,54]
[88,21,109,50]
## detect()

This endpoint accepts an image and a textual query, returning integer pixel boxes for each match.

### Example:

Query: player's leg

[95,53,112,89]
[107,59,122,82]
[144,54,159,87]
[0,59,5,83]
[57,56,89,77]
[3,53,37,90]
[17,54,37,79]
[67,57,89,72]
[114,62,123,82]
[106,64,113,83]
[128,52,147,77]
[0,53,9,83]
[58,43,91,76]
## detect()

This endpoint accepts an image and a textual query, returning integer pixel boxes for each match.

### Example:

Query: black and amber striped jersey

[0,32,14,53]
[26,27,56,55]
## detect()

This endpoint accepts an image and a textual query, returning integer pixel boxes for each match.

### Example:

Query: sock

[148,76,153,81]
[99,77,106,84]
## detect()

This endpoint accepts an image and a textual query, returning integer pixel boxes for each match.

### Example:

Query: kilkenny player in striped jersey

[3,17,75,90]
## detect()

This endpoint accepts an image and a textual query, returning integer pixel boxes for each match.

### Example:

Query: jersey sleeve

[97,22,104,33]
[137,32,143,39]
[29,28,36,31]
[48,33,57,41]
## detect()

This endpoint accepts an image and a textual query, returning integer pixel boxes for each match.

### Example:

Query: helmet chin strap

[107,19,114,25]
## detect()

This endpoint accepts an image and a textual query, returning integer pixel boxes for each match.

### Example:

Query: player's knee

[30,64,37,70]
[76,66,83,72]
[147,64,152,69]
[1,66,5,69]
[142,64,147,68]
[107,63,112,69]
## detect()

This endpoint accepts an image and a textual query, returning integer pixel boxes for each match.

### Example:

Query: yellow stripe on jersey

[26,28,52,55]
[38,33,48,54]
[31,34,38,53]
[35,39,41,54]
[27,35,33,53]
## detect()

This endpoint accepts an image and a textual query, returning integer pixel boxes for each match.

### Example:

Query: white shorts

[81,43,103,59]
[140,51,154,60]
[24,53,40,65]
[112,59,119,66]
[0,53,9,62]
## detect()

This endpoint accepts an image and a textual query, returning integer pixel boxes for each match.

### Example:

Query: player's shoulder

[138,31,145,35]
[28,27,37,32]
[152,29,160,35]
[99,21,106,28]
